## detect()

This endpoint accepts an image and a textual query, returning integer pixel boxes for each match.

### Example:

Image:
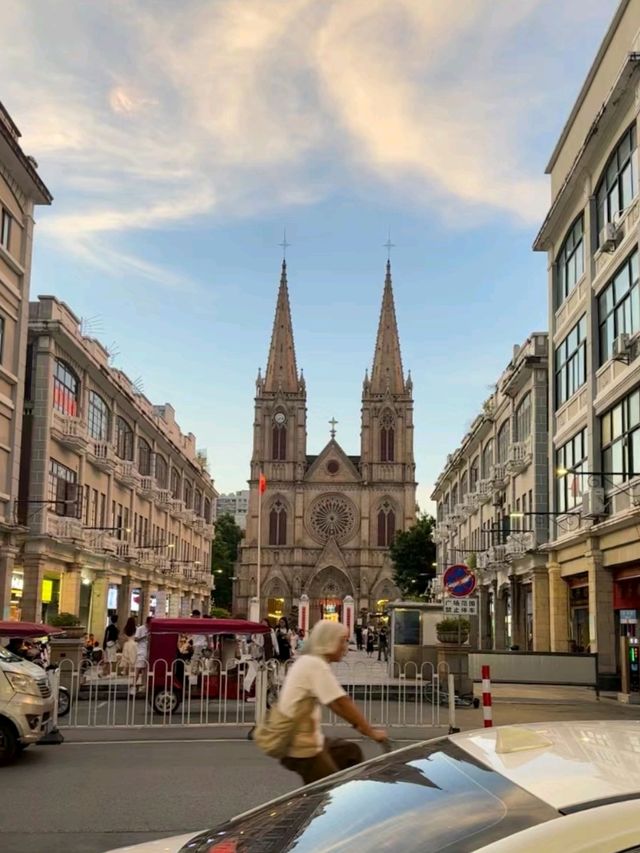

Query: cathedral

[235,259,417,626]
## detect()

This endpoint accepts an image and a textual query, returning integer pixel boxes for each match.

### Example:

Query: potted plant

[436,616,470,645]
[49,612,85,639]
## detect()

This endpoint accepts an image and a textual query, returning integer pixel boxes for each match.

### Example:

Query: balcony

[477,479,492,505]
[137,548,158,569]
[505,531,536,558]
[86,531,117,554]
[47,516,84,542]
[115,541,135,560]
[201,523,215,540]
[137,476,158,500]
[489,544,507,564]
[169,499,185,519]
[180,507,196,525]
[115,460,140,488]
[87,441,117,473]
[51,411,89,453]
[506,439,532,475]
[155,489,172,511]
[490,464,508,488]
[462,493,478,514]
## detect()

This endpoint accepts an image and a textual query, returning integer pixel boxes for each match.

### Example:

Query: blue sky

[0,0,620,509]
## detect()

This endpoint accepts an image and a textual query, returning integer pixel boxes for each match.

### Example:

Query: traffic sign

[443,564,477,598]
[444,597,478,616]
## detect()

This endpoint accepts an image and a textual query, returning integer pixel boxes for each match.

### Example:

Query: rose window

[308,494,358,544]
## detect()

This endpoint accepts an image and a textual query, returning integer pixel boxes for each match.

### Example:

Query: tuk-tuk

[147,617,270,714]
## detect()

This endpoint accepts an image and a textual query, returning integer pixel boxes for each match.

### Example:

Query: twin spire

[263,258,406,395]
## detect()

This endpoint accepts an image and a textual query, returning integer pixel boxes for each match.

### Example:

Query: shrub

[209,606,232,619]
[436,617,470,633]
[49,612,82,627]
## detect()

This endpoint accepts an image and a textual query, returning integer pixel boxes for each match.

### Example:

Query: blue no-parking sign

[443,564,477,598]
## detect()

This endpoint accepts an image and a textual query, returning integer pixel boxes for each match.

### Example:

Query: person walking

[102,614,119,675]
[134,616,152,692]
[366,626,375,658]
[121,617,137,693]
[354,623,363,652]
[276,621,387,785]
[377,625,389,663]
[276,617,292,663]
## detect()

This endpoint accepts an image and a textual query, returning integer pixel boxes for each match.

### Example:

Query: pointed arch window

[269,499,287,546]
[380,411,395,462]
[377,500,396,547]
[138,437,152,476]
[272,412,287,460]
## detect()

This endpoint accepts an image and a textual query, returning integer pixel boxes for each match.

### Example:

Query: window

[272,415,286,461]
[53,359,79,416]
[451,484,458,509]
[171,468,181,499]
[0,315,5,365]
[269,499,287,545]
[469,457,479,491]
[87,391,109,441]
[115,416,133,460]
[377,500,396,547]
[598,250,639,365]
[138,437,152,476]
[460,472,468,499]
[555,216,584,307]
[555,316,587,407]
[380,411,395,462]
[556,428,587,513]
[514,393,531,442]
[601,386,640,487]
[596,124,637,247]
[497,421,510,464]
[183,480,193,509]
[1,208,11,251]
[204,497,211,523]
[481,440,494,478]
[194,489,202,516]
[48,458,79,517]
[155,455,168,489]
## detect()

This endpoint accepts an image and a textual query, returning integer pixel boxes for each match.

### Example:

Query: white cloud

[0,0,614,280]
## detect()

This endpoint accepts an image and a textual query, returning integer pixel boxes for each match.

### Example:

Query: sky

[0,0,621,510]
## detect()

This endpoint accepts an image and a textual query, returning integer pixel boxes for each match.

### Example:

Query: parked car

[106,720,640,852]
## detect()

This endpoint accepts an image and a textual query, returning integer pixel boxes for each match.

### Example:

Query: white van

[0,644,55,764]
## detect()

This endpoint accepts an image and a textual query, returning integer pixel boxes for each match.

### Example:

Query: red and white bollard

[482,664,493,728]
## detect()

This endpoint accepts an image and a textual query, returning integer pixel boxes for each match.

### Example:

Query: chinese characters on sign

[443,597,478,616]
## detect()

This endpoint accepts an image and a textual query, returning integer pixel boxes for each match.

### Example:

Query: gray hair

[304,620,347,657]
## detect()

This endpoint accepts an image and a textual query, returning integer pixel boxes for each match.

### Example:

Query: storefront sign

[444,596,478,616]
[620,609,638,625]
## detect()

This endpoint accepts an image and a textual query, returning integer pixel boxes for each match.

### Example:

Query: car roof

[451,720,640,811]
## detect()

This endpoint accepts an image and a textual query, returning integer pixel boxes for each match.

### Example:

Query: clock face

[274,412,286,425]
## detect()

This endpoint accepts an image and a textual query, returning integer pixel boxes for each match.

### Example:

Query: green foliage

[211,513,244,611]
[209,606,232,618]
[389,513,437,597]
[436,617,470,633]
[49,612,82,627]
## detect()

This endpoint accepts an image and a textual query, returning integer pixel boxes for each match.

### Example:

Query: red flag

[571,475,579,498]
[259,473,267,494]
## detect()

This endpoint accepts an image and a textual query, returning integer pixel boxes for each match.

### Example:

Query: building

[533,0,640,686]
[431,334,549,650]
[14,296,216,632]
[0,102,52,619]
[236,260,416,624]
[216,490,249,529]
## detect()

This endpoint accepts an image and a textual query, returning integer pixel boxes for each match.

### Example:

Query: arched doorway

[308,565,354,626]
[262,576,288,623]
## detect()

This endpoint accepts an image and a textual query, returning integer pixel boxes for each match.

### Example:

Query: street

[4,688,640,853]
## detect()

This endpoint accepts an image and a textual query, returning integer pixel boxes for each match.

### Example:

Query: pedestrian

[102,614,119,675]
[354,623,363,652]
[134,616,152,691]
[259,620,387,786]
[276,616,292,663]
[121,618,137,690]
[366,626,375,657]
[377,625,389,662]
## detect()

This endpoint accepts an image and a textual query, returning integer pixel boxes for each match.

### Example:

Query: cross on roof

[329,417,338,439]
[279,229,291,260]
[384,230,395,261]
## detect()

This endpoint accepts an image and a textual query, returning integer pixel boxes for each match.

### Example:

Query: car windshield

[185,739,558,853]
[0,646,22,663]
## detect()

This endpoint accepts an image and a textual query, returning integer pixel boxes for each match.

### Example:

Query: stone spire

[264,260,299,392]
[370,260,404,394]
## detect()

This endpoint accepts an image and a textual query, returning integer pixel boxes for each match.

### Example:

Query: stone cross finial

[329,417,338,439]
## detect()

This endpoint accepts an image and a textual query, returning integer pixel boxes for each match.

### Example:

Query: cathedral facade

[235,260,416,626]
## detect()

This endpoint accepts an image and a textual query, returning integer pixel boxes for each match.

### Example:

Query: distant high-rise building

[216,490,250,529]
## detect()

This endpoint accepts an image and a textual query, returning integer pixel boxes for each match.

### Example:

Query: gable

[304,440,361,484]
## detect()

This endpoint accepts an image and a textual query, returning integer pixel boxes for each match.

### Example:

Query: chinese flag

[259,473,267,494]
[571,475,579,497]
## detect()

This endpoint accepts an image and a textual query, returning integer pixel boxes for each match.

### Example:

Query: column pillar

[89,576,109,637]
[532,565,550,651]
[0,544,18,620]
[509,575,525,649]
[298,593,309,635]
[586,541,615,673]
[155,589,167,617]
[117,576,132,628]
[59,564,82,617]
[477,585,490,650]
[21,555,47,622]
[138,580,151,622]
[169,589,180,617]
[493,581,506,649]
[549,559,570,652]
[343,595,355,639]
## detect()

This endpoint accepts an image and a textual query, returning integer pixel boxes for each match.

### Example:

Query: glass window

[377,500,396,547]
[555,316,587,407]
[596,124,638,247]
[183,480,193,509]
[515,393,531,441]
[598,250,639,365]
[53,359,79,416]
[460,472,468,499]
[469,457,479,491]
[272,422,286,461]
[380,411,395,462]
[115,416,133,461]
[601,386,640,487]
[155,455,168,489]
[497,421,510,464]
[555,215,584,307]
[556,428,587,513]
[138,437,152,476]
[0,208,11,251]
[87,391,109,441]
[48,458,78,517]
[171,468,181,499]
[194,489,202,516]
[204,497,211,523]
[269,499,287,546]
[481,440,494,478]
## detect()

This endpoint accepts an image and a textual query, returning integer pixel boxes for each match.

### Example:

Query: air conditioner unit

[582,487,606,519]
[601,221,622,252]
[612,332,631,363]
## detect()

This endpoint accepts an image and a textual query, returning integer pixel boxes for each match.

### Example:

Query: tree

[389,513,437,597]
[211,513,243,612]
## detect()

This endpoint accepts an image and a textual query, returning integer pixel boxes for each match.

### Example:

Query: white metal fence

[54,656,455,730]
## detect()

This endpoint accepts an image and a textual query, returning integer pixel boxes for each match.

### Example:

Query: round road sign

[443,564,476,598]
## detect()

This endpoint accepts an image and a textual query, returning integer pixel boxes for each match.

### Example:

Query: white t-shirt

[134,625,149,664]
[278,655,346,757]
